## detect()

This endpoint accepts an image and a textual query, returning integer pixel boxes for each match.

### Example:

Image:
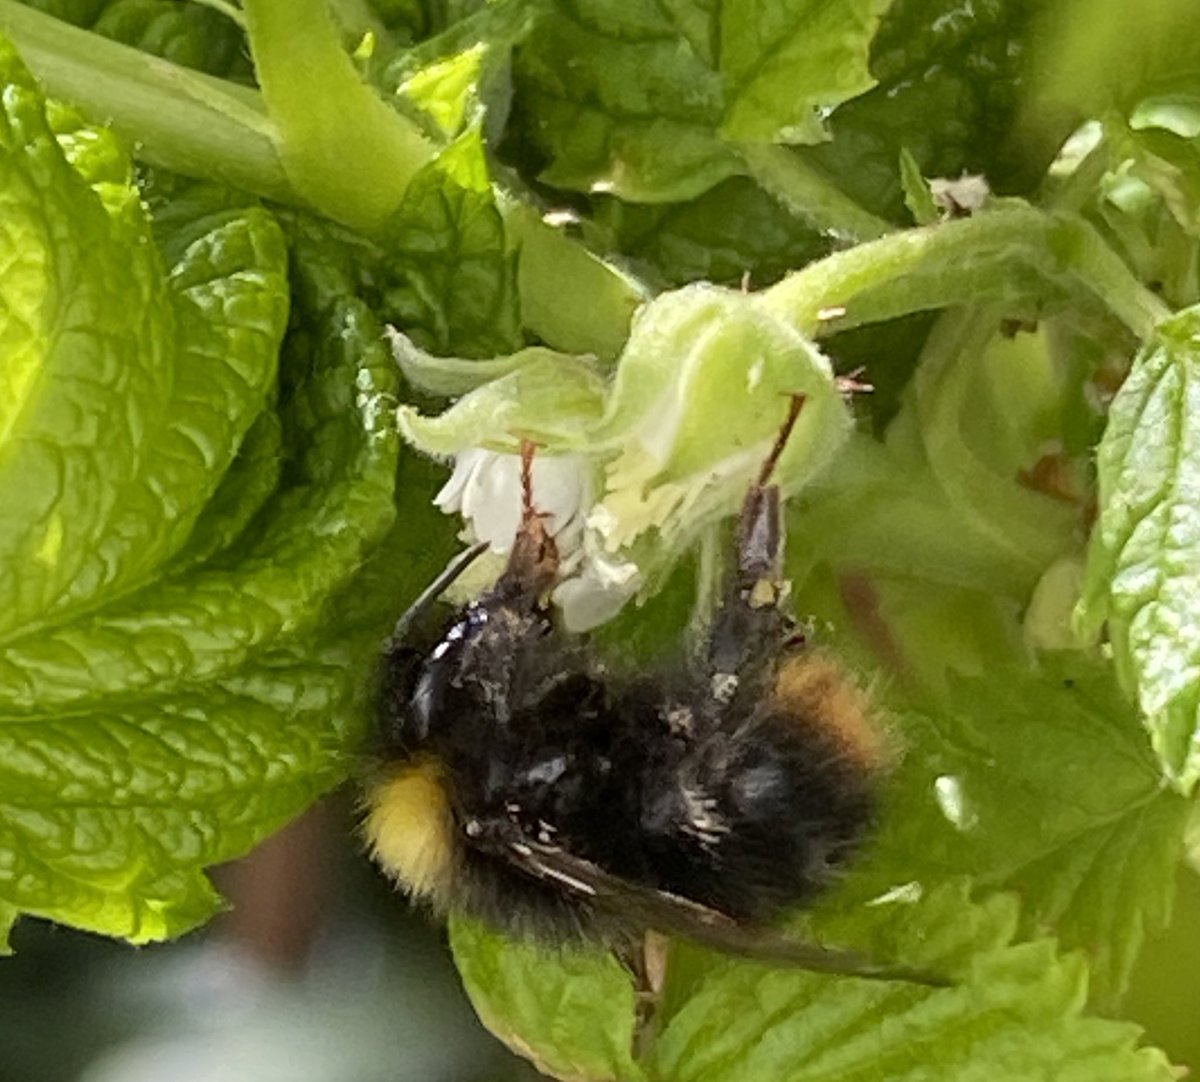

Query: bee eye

[402,611,485,743]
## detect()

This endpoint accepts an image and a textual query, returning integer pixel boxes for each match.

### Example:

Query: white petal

[553,553,641,632]
[435,448,593,556]
[433,447,488,515]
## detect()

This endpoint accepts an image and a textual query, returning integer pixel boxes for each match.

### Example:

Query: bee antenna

[387,540,490,647]
[758,394,806,488]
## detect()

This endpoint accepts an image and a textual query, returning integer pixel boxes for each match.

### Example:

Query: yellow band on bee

[363,760,457,904]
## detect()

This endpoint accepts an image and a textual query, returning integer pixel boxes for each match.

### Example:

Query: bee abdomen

[631,682,879,923]
[770,652,888,774]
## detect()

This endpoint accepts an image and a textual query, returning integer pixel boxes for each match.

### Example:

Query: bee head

[495,512,559,603]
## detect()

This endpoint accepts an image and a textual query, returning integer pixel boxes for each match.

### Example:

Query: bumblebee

[365,398,932,983]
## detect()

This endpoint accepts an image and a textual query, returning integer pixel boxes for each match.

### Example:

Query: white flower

[435,448,591,554]
[397,287,853,631]
[553,543,641,633]
[433,448,642,630]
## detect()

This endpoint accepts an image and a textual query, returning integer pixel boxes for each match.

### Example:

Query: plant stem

[759,205,1172,342]
[0,0,646,352]
[243,0,435,231]
[1052,211,1174,334]
[0,0,296,204]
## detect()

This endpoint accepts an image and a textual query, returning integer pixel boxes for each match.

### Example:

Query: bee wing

[484,831,947,987]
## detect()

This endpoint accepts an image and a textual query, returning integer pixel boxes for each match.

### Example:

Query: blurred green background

[0,797,530,1082]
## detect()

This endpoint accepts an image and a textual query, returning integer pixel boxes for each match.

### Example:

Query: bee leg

[706,395,806,689]
[627,931,668,1058]
[488,439,561,608]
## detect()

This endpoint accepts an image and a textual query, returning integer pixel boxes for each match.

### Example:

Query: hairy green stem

[0,0,295,203]
[759,204,1172,342]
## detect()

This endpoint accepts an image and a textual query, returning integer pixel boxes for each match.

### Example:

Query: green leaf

[1116,120,1200,240]
[908,311,1082,579]
[45,96,131,193]
[785,441,1060,600]
[143,196,288,525]
[381,124,522,358]
[719,0,892,144]
[91,0,248,78]
[0,204,403,939]
[0,44,163,634]
[389,26,612,360]
[382,3,539,139]
[514,6,738,203]
[504,195,648,363]
[594,176,826,290]
[449,915,646,1082]
[844,659,1191,1006]
[1002,783,1188,1010]
[170,407,283,570]
[0,661,350,941]
[513,0,897,204]
[0,219,398,711]
[1029,0,1200,119]
[1131,95,1200,141]
[396,39,489,139]
[310,445,458,647]
[736,142,893,243]
[800,0,1046,220]
[1077,305,1200,793]
[15,1,111,27]
[512,0,933,204]
[0,43,286,640]
[1124,863,1200,1069]
[652,883,1176,1082]
[0,898,17,951]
